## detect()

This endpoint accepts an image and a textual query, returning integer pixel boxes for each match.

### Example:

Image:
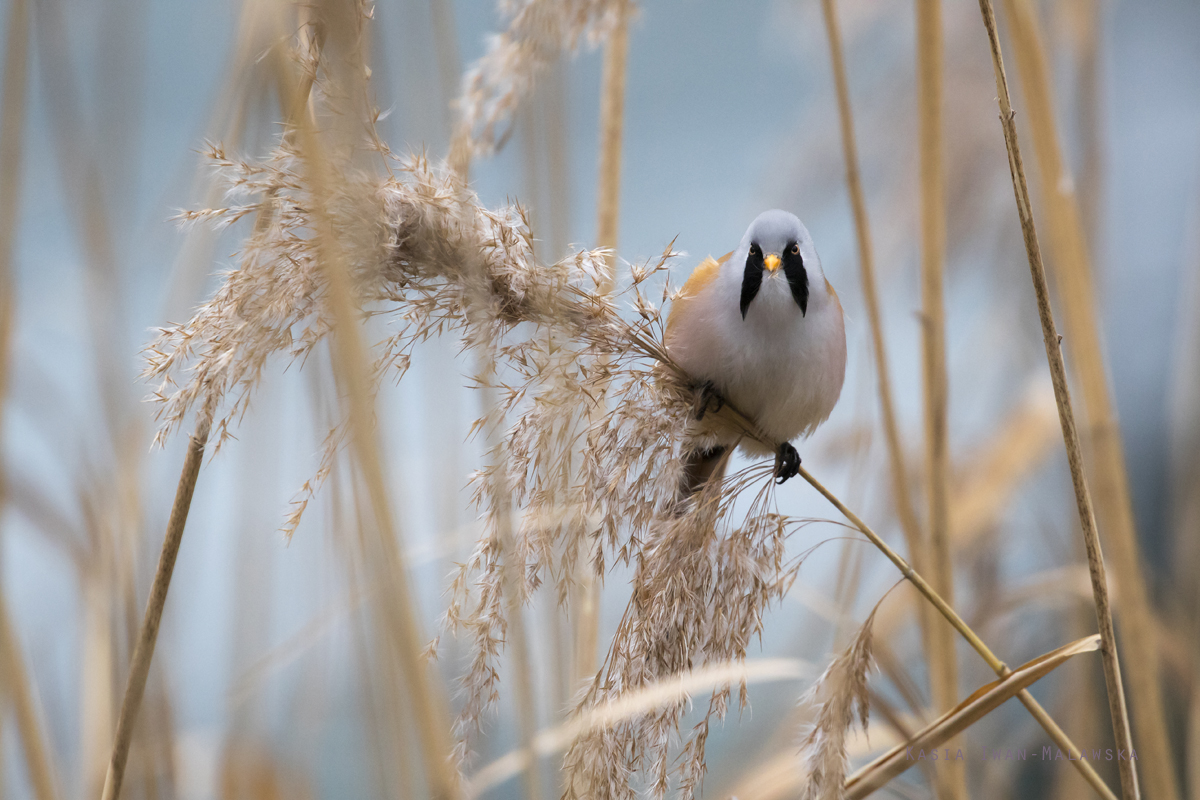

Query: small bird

[665,209,847,499]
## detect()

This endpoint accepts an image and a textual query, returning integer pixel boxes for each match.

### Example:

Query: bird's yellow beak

[763,254,781,272]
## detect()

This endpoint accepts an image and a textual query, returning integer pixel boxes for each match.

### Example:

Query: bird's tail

[677,445,730,504]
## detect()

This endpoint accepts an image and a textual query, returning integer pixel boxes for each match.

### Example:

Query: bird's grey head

[736,210,819,320]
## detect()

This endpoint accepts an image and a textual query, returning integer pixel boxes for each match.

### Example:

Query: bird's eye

[790,243,800,255]
[750,244,760,256]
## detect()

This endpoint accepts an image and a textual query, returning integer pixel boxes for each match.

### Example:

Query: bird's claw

[774,442,801,484]
[693,381,725,421]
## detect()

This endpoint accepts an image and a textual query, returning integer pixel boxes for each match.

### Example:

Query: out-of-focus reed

[3,1,1196,799]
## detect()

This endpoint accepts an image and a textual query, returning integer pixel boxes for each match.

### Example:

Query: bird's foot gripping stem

[693,381,725,421]
[774,442,801,484]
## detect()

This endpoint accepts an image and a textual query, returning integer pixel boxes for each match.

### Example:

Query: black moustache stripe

[740,248,764,319]
[783,245,809,316]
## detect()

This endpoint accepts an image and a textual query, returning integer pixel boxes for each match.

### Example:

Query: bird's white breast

[667,264,846,454]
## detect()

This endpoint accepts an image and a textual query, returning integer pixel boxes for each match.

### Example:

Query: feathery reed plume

[454,0,628,159]
[156,106,817,793]
[972,2,1139,796]
[560,490,825,800]
[1000,2,1177,797]
[799,602,879,800]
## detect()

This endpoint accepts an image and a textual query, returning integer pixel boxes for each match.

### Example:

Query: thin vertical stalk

[819,6,956,779]
[914,2,965,798]
[576,0,631,686]
[270,24,460,796]
[595,0,629,273]
[973,2,1139,797]
[100,416,210,800]
[819,0,925,626]
[1000,3,1178,798]
[1071,0,1104,250]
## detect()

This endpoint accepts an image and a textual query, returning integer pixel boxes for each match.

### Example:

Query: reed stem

[595,0,629,274]
[914,2,965,796]
[577,0,631,685]
[274,33,461,797]
[799,466,1118,800]
[971,2,1139,797]
[1000,2,1176,797]
[100,415,210,800]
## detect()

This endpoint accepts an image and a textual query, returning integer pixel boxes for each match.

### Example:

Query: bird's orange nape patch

[825,277,843,315]
[666,255,724,336]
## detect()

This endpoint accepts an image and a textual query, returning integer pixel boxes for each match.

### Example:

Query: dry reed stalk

[595,0,628,270]
[914,5,966,797]
[1000,3,1177,798]
[101,10,332,798]
[1066,0,1105,248]
[0,2,62,798]
[972,2,1139,797]
[99,414,209,800]
[574,0,631,686]
[818,0,929,651]
[798,466,1119,800]
[266,17,461,798]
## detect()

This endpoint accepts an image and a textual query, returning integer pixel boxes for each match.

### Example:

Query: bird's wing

[666,255,724,337]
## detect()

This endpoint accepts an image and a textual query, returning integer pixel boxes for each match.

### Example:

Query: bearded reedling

[666,210,847,499]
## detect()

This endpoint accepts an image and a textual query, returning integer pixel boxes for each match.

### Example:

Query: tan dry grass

[0,2,1180,799]
[973,0,1139,796]
[999,1,1178,797]
[914,4,967,796]
[140,6,1139,797]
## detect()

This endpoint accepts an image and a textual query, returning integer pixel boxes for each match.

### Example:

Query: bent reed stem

[973,2,1139,798]
[101,415,210,800]
[798,466,1119,800]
